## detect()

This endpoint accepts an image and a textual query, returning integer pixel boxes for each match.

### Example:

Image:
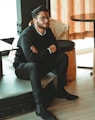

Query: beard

[37,21,49,29]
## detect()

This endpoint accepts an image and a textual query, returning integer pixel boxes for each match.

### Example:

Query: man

[13,5,79,120]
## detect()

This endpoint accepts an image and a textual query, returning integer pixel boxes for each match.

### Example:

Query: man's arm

[30,44,57,54]
[20,27,59,62]
[20,37,53,62]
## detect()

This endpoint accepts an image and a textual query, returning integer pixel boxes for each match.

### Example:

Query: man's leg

[53,52,79,100]
[15,62,56,120]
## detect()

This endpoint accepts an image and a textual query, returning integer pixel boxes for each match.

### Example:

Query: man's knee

[27,63,38,72]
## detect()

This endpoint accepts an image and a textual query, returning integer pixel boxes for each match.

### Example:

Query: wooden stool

[58,40,76,82]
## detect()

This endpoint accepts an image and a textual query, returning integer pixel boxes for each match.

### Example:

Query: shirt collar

[33,25,46,36]
[36,30,46,36]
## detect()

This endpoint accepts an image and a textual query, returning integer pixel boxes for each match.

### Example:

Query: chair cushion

[50,19,69,40]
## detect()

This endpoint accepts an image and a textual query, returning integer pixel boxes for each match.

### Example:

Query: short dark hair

[31,5,49,18]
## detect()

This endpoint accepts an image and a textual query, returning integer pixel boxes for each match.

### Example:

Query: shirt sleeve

[47,48,52,54]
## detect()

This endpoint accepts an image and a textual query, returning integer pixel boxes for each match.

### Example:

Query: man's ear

[33,18,37,24]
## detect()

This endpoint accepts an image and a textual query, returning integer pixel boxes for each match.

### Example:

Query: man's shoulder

[23,25,34,32]
[21,25,35,36]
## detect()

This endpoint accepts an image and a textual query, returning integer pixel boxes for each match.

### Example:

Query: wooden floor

[6,52,95,120]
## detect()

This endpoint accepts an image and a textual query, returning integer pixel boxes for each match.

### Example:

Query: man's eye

[39,16,50,21]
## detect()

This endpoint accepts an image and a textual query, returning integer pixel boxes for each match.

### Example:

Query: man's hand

[49,44,57,53]
[30,45,38,53]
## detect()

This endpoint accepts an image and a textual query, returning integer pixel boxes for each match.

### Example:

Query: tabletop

[0,40,18,52]
[71,13,95,22]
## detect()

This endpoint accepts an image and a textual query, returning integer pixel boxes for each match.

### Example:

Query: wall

[0,0,17,39]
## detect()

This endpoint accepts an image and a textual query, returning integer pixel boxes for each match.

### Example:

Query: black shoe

[57,89,79,100]
[36,104,56,120]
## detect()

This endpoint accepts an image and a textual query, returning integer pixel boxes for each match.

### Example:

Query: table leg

[93,22,95,76]
[78,22,95,76]
[0,52,3,78]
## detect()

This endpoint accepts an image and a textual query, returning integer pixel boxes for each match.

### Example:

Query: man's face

[34,11,50,29]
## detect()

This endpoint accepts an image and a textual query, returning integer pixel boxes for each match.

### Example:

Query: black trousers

[14,52,68,104]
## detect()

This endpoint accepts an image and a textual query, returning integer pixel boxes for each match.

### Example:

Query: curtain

[50,0,95,40]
